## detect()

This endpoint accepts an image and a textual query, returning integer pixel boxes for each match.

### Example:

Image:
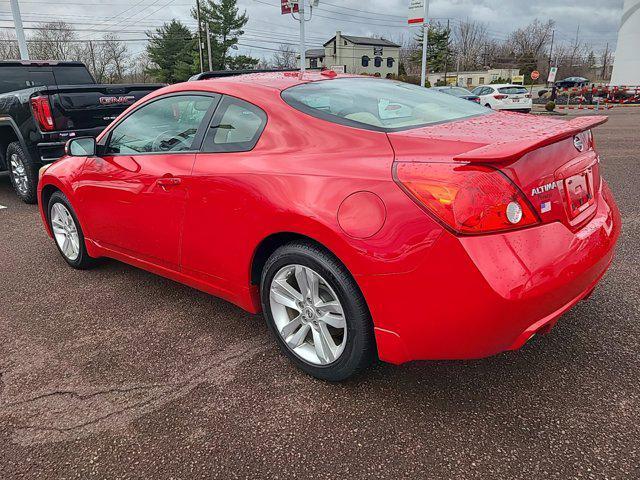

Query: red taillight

[472,97,481,103]
[493,94,508,100]
[394,162,539,235]
[30,95,55,131]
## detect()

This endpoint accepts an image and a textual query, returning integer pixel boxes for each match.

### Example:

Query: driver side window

[105,94,217,155]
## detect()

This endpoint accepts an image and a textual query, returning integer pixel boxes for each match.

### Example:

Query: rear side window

[0,66,55,94]
[498,86,528,95]
[52,66,95,85]
[202,96,267,153]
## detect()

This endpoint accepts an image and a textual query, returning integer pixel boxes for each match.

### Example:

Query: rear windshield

[282,78,489,132]
[0,65,95,94]
[498,86,528,95]
[444,87,472,96]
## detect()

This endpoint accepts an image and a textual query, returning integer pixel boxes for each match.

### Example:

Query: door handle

[156,177,181,188]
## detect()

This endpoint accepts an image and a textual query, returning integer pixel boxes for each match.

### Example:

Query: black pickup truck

[0,61,163,203]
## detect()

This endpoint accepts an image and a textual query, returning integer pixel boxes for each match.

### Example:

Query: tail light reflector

[394,162,539,235]
[30,95,55,131]
[493,94,508,100]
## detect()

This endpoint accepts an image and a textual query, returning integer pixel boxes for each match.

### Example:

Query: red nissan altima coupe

[37,72,621,381]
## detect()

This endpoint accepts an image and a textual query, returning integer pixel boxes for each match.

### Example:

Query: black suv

[0,61,162,203]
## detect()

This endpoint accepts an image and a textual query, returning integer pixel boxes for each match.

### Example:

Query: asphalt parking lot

[0,109,638,479]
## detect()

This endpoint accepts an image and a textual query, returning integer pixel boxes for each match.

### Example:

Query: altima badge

[574,135,584,152]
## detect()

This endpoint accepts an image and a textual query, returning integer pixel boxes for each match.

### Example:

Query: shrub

[545,101,556,112]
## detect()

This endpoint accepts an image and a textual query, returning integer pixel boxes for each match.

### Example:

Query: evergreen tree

[412,23,453,77]
[227,55,260,70]
[194,0,256,70]
[146,20,198,83]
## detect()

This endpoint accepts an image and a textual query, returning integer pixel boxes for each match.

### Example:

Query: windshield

[281,78,490,132]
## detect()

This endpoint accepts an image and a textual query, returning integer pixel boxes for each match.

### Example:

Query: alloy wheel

[9,153,28,195]
[51,203,81,261]
[269,264,347,365]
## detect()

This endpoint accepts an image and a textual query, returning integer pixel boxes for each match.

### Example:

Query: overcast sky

[0,0,625,59]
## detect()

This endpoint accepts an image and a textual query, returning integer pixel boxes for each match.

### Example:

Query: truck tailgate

[43,84,164,130]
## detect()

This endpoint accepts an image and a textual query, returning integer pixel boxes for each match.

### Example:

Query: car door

[77,93,219,269]
[180,95,268,291]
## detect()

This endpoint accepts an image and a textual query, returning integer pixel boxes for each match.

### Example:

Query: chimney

[335,30,341,60]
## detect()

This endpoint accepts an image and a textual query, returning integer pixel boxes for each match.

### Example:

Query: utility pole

[547,29,555,86]
[205,22,213,71]
[196,0,204,73]
[299,0,306,74]
[442,18,450,85]
[420,0,430,87]
[9,0,29,60]
[602,42,609,81]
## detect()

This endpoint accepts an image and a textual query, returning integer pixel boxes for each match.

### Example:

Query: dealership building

[305,31,400,77]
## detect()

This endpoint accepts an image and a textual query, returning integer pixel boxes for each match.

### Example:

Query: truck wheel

[7,142,38,204]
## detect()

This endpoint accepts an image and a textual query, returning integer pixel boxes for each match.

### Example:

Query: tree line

[1,7,614,86]
[400,19,613,85]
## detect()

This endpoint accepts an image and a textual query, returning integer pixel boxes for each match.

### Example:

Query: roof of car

[476,84,525,88]
[189,70,360,91]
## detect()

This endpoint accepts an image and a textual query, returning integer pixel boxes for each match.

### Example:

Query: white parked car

[471,84,532,113]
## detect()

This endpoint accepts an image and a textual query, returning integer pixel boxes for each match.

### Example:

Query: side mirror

[65,137,96,157]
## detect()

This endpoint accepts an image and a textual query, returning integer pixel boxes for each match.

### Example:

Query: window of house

[479,77,485,84]
[310,58,318,68]
[202,96,267,153]
[387,57,394,68]
[361,55,370,67]
[374,57,382,68]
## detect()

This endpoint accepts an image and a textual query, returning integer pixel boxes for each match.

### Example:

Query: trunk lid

[39,84,164,131]
[387,112,607,231]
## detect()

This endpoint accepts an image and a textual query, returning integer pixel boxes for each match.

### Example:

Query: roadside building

[426,68,521,88]
[304,31,400,77]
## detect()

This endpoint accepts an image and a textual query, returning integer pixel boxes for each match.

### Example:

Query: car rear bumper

[358,181,621,364]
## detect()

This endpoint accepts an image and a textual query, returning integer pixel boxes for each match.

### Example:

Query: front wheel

[48,191,98,269]
[261,241,376,381]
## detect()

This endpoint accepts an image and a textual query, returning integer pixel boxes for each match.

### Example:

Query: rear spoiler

[454,115,608,163]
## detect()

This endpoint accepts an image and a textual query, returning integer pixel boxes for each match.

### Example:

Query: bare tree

[78,40,111,82]
[0,31,20,60]
[272,44,297,69]
[453,20,489,71]
[29,21,79,60]
[102,34,128,83]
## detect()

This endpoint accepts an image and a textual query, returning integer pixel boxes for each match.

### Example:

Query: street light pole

[10,0,29,60]
[420,0,430,87]
[299,0,306,74]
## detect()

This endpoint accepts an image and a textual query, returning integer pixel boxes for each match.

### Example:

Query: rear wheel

[48,191,98,269]
[484,103,492,109]
[6,142,38,204]
[261,241,375,381]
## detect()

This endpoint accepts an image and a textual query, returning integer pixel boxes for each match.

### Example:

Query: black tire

[260,241,376,382]
[484,103,492,109]
[6,141,38,204]
[47,191,98,270]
